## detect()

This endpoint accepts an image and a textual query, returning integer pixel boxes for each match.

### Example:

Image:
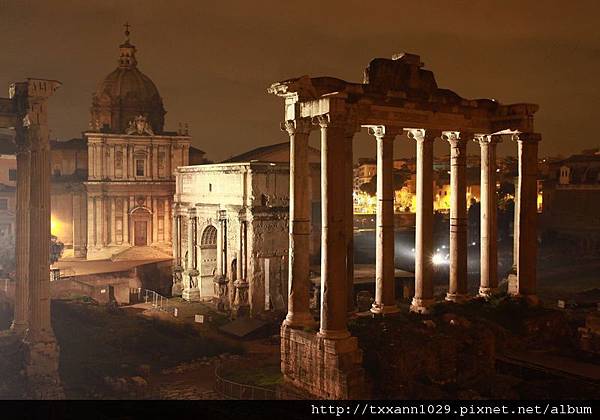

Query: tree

[0,234,15,276]
[359,166,412,197]
[50,235,64,265]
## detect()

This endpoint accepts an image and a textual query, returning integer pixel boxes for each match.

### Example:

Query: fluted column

[122,197,129,245]
[11,123,31,334]
[173,206,182,269]
[152,198,158,244]
[477,134,502,297]
[407,129,437,314]
[282,119,314,327]
[317,114,349,339]
[182,207,200,301]
[445,131,470,302]
[110,197,116,245]
[512,132,541,304]
[368,125,399,314]
[164,198,171,243]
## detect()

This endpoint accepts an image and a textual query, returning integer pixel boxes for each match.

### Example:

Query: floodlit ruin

[269,53,541,399]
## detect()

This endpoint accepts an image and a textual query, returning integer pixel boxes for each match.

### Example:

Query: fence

[130,288,172,314]
[214,364,278,400]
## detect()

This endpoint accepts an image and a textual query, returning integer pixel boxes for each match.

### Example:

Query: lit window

[135,159,145,177]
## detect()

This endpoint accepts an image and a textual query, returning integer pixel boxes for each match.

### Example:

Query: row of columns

[283,114,541,334]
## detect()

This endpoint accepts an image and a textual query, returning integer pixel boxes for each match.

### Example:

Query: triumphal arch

[269,53,540,399]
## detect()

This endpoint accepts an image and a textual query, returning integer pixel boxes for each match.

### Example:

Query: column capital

[313,113,349,130]
[474,133,503,145]
[443,131,472,147]
[405,128,440,143]
[365,124,401,139]
[187,207,197,218]
[280,118,312,136]
[512,132,541,144]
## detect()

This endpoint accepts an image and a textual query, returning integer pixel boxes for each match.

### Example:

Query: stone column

[316,115,349,339]
[171,204,183,296]
[100,196,107,247]
[122,197,129,245]
[477,134,501,297]
[407,129,437,314]
[164,198,171,243]
[344,128,356,313]
[183,207,199,301]
[445,131,470,303]
[512,132,541,304]
[152,198,158,244]
[72,191,87,258]
[234,221,250,317]
[110,197,116,245]
[368,125,399,314]
[282,119,314,328]
[11,119,31,334]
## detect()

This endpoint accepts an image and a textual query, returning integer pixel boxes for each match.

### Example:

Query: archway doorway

[199,225,217,297]
[130,207,152,247]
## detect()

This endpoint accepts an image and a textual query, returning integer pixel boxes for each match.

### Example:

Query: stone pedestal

[233,279,250,318]
[182,288,200,302]
[281,324,366,399]
[171,266,183,297]
[182,270,200,302]
[213,275,229,311]
[23,335,64,399]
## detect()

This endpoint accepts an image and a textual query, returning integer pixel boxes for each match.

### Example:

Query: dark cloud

[0,0,598,160]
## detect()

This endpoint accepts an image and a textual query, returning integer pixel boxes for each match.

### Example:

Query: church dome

[90,28,166,134]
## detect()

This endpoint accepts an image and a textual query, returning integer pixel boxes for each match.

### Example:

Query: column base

[23,334,65,399]
[410,297,435,314]
[317,328,351,340]
[370,303,400,315]
[284,312,317,329]
[281,324,366,399]
[445,293,469,304]
[10,321,28,336]
[478,287,499,299]
[182,288,201,302]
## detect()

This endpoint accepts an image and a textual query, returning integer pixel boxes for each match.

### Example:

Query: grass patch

[52,300,244,398]
[222,364,282,389]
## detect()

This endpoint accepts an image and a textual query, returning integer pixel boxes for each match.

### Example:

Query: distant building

[47,31,207,261]
[0,132,16,239]
[542,149,600,242]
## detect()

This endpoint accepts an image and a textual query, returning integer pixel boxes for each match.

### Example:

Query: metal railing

[214,364,278,400]
[213,363,305,400]
[130,287,172,314]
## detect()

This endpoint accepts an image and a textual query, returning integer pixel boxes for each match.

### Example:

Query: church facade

[50,30,204,261]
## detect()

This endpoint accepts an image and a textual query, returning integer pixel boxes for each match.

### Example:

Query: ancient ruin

[269,53,541,399]
[0,78,64,398]
[172,145,321,316]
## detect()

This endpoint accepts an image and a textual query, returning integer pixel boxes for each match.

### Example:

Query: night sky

[1,0,598,161]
